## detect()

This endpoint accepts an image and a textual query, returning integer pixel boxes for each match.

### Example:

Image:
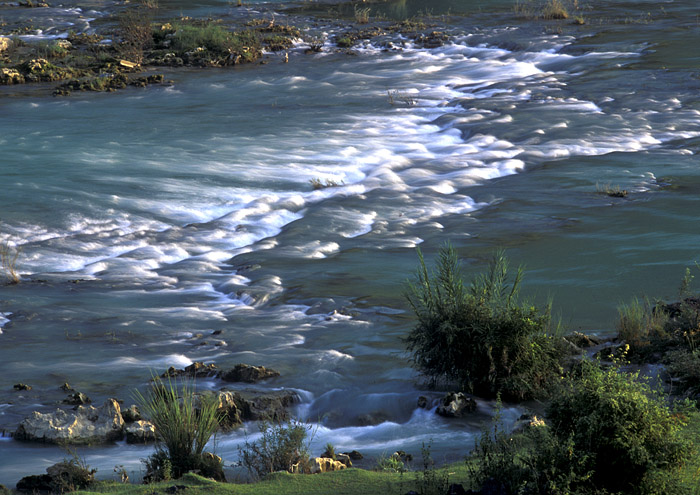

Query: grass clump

[239,419,312,479]
[134,377,223,482]
[541,0,569,20]
[405,246,563,401]
[596,181,628,198]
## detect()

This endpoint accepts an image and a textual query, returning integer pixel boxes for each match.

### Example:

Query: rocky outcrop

[15,399,124,444]
[218,363,280,383]
[435,392,477,418]
[0,68,24,85]
[0,36,11,54]
[161,361,219,378]
[125,420,156,444]
[209,389,299,429]
[310,457,347,474]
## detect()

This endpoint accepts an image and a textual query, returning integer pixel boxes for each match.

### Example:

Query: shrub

[239,419,312,479]
[546,359,693,494]
[375,452,407,473]
[404,246,563,400]
[117,5,154,64]
[134,377,223,481]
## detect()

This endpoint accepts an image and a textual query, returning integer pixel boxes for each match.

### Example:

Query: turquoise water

[1,0,699,485]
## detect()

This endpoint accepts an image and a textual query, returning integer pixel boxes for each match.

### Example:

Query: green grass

[74,465,472,495]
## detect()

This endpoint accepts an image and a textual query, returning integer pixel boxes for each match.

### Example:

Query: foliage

[49,455,97,494]
[375,452,407,473]
[323,442,336,460]
[404,246,563,400]
[0,241,20,284]
[239,419,312,479]
[134,377,222,481]
[616,296,668,348]
[117,3,155,64]
[413,443,449,495]
[541,0,569,19]
[546,358,694,494]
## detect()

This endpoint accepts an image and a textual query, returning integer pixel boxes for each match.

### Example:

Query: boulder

[345,450,363,460]
[62,392,91,405]
[335,453,352,468]
[0,68,24,85]
[435,392,476,418]
[125,420,156,444]
[17,460,94,493]
[13,383,31,391]
[211,389,299,429]
[218,363,280,383]
[15,398,124,444]
[417,396,428,408]
[121,404,142,423]
[16,474,52,493]
[0,36,12,54]
[161,361,219,378]
[310,457,346,474]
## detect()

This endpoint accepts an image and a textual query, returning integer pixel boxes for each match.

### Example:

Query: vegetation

[596,182,629,198]
[469,358,695,495]
[0,241,20,284]
[133,377,223,482]
[239,419,312,479]
[405,246,563,400]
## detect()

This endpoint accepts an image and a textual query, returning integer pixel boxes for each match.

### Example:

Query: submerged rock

[13,383,31,391]
[218,363,280,383]
[15,399,124,444]
[435,392,477,418]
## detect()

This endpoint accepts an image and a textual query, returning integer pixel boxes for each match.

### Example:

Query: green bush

[546,359,693,494]
[404,246,563,400]
[134,377,223,482]
[239,419,312,479]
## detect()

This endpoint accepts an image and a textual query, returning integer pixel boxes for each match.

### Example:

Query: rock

[211,389,299,429]
[565,331,601,348]
[435,392,477,418]
[0,68,24,85]
[218,363,280,383]
[13,383,31,391]
[17,460,94,493]
[161,361,219,378]
[335,453,352,468]
[121,404,142,423]
[125,420,156,444]
[55,40,72,50]
[60,383,74,392]
[345,450,363,460]
[356,411,389,426]
[0,37,12,54]
[199,452,226,481]
[417,396,428,408]
[15,398,124,444]
[513,414,546,433]
[63,392,91,405]
[393,450,413,462]
[310,457,346,474]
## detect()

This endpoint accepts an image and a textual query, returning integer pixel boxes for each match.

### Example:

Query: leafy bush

[239,419,312,479]
[375,452,407,473]
[134,377,223,481]
[404,246,563,400]
[546,359,693,494]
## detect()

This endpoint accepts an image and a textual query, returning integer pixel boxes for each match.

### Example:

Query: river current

[1,0,699,485]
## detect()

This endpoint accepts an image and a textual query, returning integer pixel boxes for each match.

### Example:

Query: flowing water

[1,0,699,485]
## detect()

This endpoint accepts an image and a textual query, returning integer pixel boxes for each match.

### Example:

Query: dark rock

[161,361,219,378]
[209,389,299,429]
[60,383,74,392]
[13,383,31,391]
[63,392,91,405]
[17,460,94,493]
[356,411,389,426]
[436,392,477,418]
[345,450,363,460]
[165,485,187,494]
[121,404,142,423]
[218,363,280,383]
[417,395,428,408]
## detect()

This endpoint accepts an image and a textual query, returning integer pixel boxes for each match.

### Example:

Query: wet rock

[356,411,389,426]
[125,420,156,444]
[310,457,346,474]
[60,383,74,392]
[15,398,124,444]
[13,383,31,391]
[161,361,219,378]
[209,389,299,429]
[121,404,142,422]
[417,395,428,408]
[218,363,280,383]
[416,31,449,49]
[436,392,476,418]
[335,453,352,468]
[63,392,91,405]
